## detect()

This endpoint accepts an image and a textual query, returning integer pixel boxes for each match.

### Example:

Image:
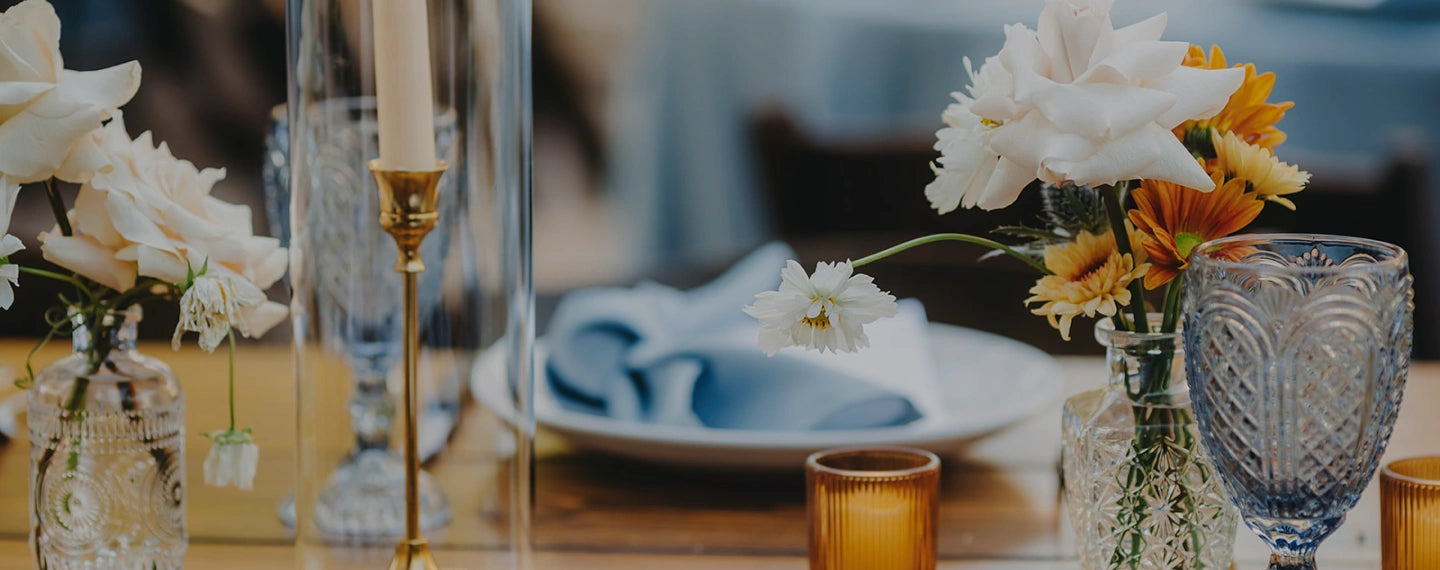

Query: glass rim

[1093,315,1181,344]
[806,446,940,478]
[1190,233,1408,275]
[1382,456,1440,486]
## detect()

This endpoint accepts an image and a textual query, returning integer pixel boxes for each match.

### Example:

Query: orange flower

[1128,172,1264,289]
[1175,45,1293,152]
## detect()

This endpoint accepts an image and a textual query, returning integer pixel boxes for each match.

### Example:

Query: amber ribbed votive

[806,447,940,570]
[1382,456,1440,570]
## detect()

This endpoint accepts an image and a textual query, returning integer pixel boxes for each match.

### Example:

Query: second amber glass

[1383,456,1440,570]
[807,447,940,570]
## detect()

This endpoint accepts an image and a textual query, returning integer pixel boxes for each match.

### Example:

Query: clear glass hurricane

[274,97,460,539]
[1185,234,1414,570]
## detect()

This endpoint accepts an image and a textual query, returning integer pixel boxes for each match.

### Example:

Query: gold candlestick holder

[368,159,449,570]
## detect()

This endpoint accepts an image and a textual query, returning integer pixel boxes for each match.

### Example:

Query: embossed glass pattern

[1381,456,1440,570]
[279,97,459,538]
[28,308,186,569]
[1062,319,1237,570]
[807,448,939,570]
[1185,234,1413,570]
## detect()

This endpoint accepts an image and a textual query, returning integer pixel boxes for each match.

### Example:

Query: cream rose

[928,0,1245,211]
[0,0,141,184]
[39,115,288,338]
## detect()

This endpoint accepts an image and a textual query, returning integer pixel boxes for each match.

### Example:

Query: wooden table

[0,340,1432,569]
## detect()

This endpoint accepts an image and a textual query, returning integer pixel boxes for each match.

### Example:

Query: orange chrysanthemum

[1025,229,1149,341]
[1128,171,1264,289]
[1174,45,1293,152]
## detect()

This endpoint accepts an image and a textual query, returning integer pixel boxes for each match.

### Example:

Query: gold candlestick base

[370,160,449,570]
[387,539,440,570]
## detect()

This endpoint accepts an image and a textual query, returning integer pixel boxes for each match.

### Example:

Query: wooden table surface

[0,340,1433,569]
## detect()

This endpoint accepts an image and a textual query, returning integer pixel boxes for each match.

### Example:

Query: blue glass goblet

[1185,234,1413,570]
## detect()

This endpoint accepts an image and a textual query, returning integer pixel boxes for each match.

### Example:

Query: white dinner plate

[471,323,1064,470]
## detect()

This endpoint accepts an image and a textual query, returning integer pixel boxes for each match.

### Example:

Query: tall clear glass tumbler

[286,0,533,567]
[1184,234,1414,570]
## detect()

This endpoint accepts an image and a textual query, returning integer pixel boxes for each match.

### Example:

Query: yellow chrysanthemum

[1175,45,1293,152]
[1025,229,1149,341]
[1212,131,1310,210]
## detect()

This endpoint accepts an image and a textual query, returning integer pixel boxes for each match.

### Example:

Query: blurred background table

[0,339,1434,568]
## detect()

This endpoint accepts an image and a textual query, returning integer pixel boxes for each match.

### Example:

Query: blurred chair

[749,112,1088,355]
[751,113,1437,357]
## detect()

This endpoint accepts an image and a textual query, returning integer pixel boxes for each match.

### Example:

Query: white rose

[39,115,288,337]
[0,0,141,183]
[928,0,1244,211]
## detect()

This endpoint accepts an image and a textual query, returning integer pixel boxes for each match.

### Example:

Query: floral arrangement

[747,0,1307,352]
[746,0,1309,565]
[0,0,286,489]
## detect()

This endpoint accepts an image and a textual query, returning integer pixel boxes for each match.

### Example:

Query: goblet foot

[311,449,452,541]
[1268,552,1317,570]
[1246,515,1339,570]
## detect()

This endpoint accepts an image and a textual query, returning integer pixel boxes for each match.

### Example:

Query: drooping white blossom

[744,260,898,355]
[172,274,271,353]
[203,429,259,490]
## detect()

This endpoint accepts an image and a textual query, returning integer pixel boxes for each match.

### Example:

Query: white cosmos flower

[0,234,22,309]
[203,428,258,490]
[0,179,22,309]
[744,260,898,356]
[0,0,141,183]
[927,0,1245,212]
[173,274,267,353]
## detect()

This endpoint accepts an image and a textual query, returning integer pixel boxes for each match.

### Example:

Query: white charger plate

[471,323,1063,470]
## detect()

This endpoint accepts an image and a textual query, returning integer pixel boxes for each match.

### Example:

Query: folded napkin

[544,243,946,431]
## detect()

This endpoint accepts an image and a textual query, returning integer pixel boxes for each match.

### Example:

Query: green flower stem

[227,331,236,431]
[1161,275,1184,334]
[17,267,93,301]
[1100,184,1150,333]
[852,233,1051,275]
[42,178,71,237]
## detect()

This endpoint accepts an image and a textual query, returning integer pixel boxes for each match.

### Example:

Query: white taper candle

[372,0,438,171]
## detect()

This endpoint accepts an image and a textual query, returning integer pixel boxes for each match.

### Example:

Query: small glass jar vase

[1062,319,1237,570]
[27,307,186,569]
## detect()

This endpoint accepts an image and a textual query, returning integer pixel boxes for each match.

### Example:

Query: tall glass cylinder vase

[286,0,533,567]
[1061,319,1237,570]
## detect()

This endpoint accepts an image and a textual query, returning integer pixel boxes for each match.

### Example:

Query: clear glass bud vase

[1062,319,1236,570]
[27,307,186,569]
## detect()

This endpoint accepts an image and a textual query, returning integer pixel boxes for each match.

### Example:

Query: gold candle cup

[807,447,940,570]
[1383,456,1440,570]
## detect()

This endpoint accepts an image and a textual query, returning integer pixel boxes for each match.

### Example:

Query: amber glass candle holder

[1383,456,1440,570]
[807,447,940,570]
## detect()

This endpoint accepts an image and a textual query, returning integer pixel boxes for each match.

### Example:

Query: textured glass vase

[27,307,186,569]
[1062,320,1237,570]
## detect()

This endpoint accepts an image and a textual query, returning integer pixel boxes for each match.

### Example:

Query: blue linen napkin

[544,243,926,431]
